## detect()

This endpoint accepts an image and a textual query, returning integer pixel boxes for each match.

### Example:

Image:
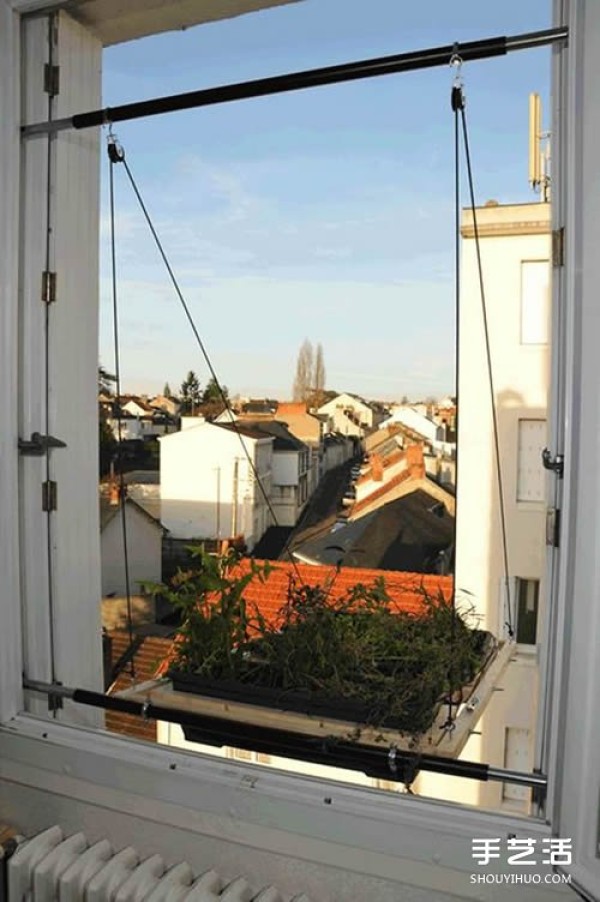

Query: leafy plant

[157,550,487,735]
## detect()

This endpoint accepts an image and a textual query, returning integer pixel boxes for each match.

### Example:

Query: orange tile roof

[156,559,453,676]
[106,632,173,742]
[352,468,413,514]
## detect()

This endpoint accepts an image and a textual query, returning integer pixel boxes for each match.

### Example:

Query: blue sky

[99,0,551,401]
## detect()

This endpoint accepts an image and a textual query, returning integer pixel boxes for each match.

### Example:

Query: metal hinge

[43,63,59,97]
[42,480,57,512]
[552,227,565,267]
[41,271,57,304]
[546,508,561,548]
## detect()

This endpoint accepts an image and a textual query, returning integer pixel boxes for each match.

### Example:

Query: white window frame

[0,1,598,897]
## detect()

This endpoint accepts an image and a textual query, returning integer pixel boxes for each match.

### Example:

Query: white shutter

[517,420,546,502]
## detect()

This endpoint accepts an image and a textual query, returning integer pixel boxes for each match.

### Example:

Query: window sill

[0,713,569,901]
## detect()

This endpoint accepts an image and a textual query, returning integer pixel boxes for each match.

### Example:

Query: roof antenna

[528,93,550,202]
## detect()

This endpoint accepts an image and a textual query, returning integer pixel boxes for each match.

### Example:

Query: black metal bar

[21,26,568,137]
[22,678,547,790]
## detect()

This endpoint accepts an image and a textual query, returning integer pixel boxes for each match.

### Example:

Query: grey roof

[293,489,454,574]
[123,470,160,485]
[100,496,164,533]
[215,422,274,441]
[241,420,307,452]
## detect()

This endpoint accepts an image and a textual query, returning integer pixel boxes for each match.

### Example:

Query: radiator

[7,825,311,902]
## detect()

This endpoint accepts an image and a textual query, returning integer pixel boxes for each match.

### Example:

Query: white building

[159,417,273,548]
[418,200,552,811]
[100,496,163,597]
[380,405,443,443]
[318,391,377,437]
[240,421,311,527]
[1,3,600,901]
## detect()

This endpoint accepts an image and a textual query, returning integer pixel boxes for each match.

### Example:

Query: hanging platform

[118,639,514,761]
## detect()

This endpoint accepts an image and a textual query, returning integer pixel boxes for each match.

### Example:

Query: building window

[516,578,539,645]
[517,419,546,502]
[520,260,550,345]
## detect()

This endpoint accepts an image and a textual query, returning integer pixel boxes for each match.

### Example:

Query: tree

[98,364,116,396]
[312,343,326,406]
[180,371,202,415]
[202,376,228,404]
[292,339,314,402]
[99,419,116,477]
[163,382,172,399]
[200,377,229,421]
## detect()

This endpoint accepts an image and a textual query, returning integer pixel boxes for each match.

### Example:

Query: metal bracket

[19,432,66,456]
[47,681,64,712]
[542,448,564,478]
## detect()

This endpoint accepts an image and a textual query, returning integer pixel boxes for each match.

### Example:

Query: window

[5,2,600,898]
[521,260,551,344]
[515,578,539,645]
[517,419,546,501]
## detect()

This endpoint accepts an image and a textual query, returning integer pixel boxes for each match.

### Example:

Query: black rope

[43,13,58,694]
[458,105,514,639]
[108,137,304,584]
[442,71,465,731]
[107,135,136,678]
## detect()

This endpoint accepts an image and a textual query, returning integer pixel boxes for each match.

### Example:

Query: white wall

[319,393,373,434]
[160,423,272,546]
[383,407,442,442]
[420,204,551,811]
[101,506,162,596]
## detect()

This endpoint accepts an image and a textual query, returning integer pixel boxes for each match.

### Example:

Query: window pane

[521,260,550,344]
[516,578,539,645]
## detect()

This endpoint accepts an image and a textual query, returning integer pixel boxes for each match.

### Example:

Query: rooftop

[294,489,455,573]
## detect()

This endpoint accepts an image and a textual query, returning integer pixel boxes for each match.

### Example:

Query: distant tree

[180,370,202,415]
[202,376,228,404]
[163,382,172,398]
[292,339,315,402]
[400,394,409,405]
[313,343,326,395]
[98,364,116,396]
[99,419,116,477]
[200,377,229,421]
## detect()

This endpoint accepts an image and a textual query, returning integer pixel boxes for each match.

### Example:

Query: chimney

[108,480,120,506]
[371,454,384,482]
[405,444,425,479]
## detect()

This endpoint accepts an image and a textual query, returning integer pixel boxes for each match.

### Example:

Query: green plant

[156,551,487,735]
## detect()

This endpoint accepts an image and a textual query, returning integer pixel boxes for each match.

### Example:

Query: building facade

[417,200,551,810]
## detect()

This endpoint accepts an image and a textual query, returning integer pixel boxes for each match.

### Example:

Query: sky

[99,0,551,402]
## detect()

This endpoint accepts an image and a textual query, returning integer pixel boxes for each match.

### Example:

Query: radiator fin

[7,826,312,902]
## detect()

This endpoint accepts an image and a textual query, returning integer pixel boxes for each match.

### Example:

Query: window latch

[18,432,67,456]
[541,448,564,478]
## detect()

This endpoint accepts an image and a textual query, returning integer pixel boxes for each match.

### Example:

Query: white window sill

[0,713,572,902]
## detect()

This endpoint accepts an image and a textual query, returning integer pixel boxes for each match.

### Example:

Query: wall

[160,423,272,546]
[100,506,162,596]
[419,203,551,811]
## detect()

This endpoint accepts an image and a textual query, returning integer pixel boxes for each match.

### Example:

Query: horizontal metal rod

[23,677,547,790]
[22,26,567,137]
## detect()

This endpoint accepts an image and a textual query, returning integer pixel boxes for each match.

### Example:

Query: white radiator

[7,825,312,902]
